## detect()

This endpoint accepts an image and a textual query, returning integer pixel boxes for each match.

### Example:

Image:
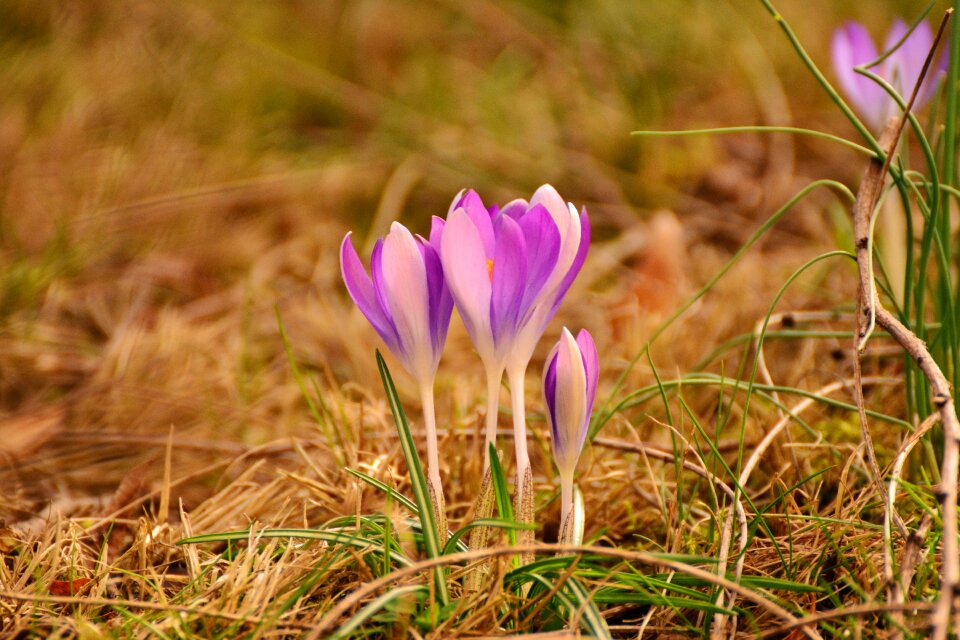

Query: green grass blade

[375,350,449,606]
[329,585,426,640]
[177,527,412,567]
[488,442,517,546]
[565,576,612,640]
[631,126,874,156]
[441,518,535,555]
[345,468,419,516]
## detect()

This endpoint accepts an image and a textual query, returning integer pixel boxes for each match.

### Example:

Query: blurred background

[0,0,939,525]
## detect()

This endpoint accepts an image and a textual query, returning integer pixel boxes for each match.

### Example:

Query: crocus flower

[544,327,598,544]
[439,185,590,475]
[832,19,945,130]
[340,220,453,526]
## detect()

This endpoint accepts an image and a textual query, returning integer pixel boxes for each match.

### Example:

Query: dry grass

[0,1,944,638]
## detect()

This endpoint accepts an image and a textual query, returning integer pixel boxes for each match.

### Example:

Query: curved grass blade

[345,468,419,515]
[565,576,612,640]
[376,350,449,606]
[441,518,535,555]
[329,584,426,640]
[177,528,412,568]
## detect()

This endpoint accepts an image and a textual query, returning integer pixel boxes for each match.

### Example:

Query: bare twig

[888,413,939,639]
[849,13,959,637]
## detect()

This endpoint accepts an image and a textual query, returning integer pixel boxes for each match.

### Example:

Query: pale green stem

[418,381,442,503]
[559,471,574,543]
[506,364,530,484]
[483,365,503,469]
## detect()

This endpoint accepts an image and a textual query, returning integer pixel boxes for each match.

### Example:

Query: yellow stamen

[486,258,494,282]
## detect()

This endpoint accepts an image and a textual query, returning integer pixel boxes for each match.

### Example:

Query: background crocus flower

[831,19,945,130]
[340,220,453,527]
[544,327,598,544]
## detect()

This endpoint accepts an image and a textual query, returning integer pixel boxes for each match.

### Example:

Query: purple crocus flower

[340,220,453,521]
[341,220,452,384]
[439,185,590,471]
[544,327,598,543]
[832,19,945,130]
[441,184,589,550]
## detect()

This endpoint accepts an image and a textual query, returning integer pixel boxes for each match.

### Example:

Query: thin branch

[849,13,959,636]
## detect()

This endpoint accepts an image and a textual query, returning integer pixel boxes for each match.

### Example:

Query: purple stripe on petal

[550,207,591,317]
[490,215,528,345]
[517,203,561,313]
[370,239,392,327]
[340,233,401,356]
[543,345,560,443]
[575,329,599,452]
[421,241,452,353]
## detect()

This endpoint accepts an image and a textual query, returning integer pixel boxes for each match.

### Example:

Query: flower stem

[559,472,573,544]
[507,365,530,483]
[483,366,503,469]
[418,381,443,507]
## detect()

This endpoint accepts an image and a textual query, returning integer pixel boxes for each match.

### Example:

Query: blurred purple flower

[544,327,598,541]
[340,220,453,385]
[832,19,945,129]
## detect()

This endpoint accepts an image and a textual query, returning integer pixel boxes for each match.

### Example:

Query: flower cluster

[340,185,597,544]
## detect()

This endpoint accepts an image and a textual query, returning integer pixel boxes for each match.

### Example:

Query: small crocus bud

[544,327,598,543]
[831,19,946,130]
[340,220,453,534]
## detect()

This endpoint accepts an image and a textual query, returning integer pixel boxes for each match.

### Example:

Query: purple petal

[440,208,493,349]
[500,199,529,220]
[421,240,453,353]
[516,204,561,313]
[380,223,432,377]
[885,19,939,107]
[454,189,496,258]
[489,215,528,344]
[575,328,599,451]
[550,207,591,317]
[832,21,885,127]
[340,233,401,356]
[543,345,560,443]
[429,216,445,252]
[530,184,569,223]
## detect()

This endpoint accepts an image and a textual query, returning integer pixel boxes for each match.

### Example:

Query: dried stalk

[888,413,939,639]
[851,70,959,640]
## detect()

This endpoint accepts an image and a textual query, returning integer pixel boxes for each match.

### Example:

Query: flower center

[486,258,494,282]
